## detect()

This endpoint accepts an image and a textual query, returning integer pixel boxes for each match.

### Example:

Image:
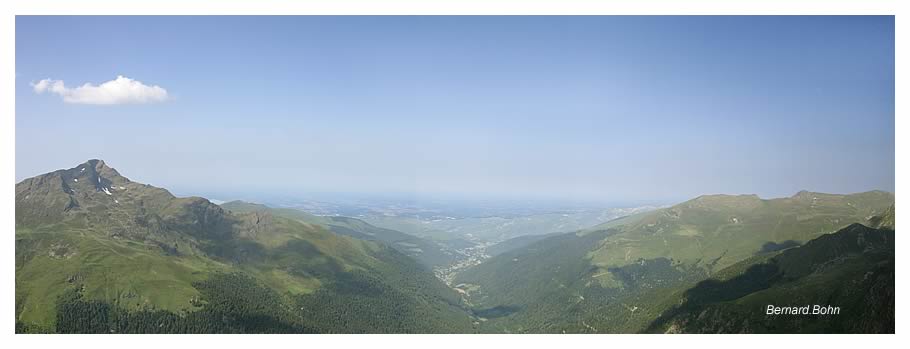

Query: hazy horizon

[16,16,895,203]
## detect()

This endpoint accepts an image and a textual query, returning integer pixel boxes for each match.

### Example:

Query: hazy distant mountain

[455,191,894,333]
[362,206,656,243]
[15,160,474,333]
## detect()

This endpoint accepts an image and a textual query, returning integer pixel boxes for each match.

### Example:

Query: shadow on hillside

[756,240,800,254]
[644,261,782,332]
[472,305,522,319]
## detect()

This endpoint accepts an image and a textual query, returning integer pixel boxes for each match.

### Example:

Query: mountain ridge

[16,159,475,333]
[647,222,894,333]
[454,189,894,333]
[15,159,895,334]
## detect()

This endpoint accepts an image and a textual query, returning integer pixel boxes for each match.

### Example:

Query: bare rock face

[868,204,895,230]
[48,242,77,259]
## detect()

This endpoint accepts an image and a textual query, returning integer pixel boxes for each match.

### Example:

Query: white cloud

[31,75,169,105]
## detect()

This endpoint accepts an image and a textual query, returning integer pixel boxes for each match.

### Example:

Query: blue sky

[16,16,894,203]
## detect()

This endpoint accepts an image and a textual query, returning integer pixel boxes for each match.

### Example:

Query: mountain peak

[15,159,166,227]
[74,159,122,179]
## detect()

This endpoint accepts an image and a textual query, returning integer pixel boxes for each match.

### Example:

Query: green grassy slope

[15,160,474,333]
[647,222,894,333]
[220,200,457,267]
[868,204,895,229]
[455,191,893,333]
[585,191,893,277]
[485,233,561,257]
